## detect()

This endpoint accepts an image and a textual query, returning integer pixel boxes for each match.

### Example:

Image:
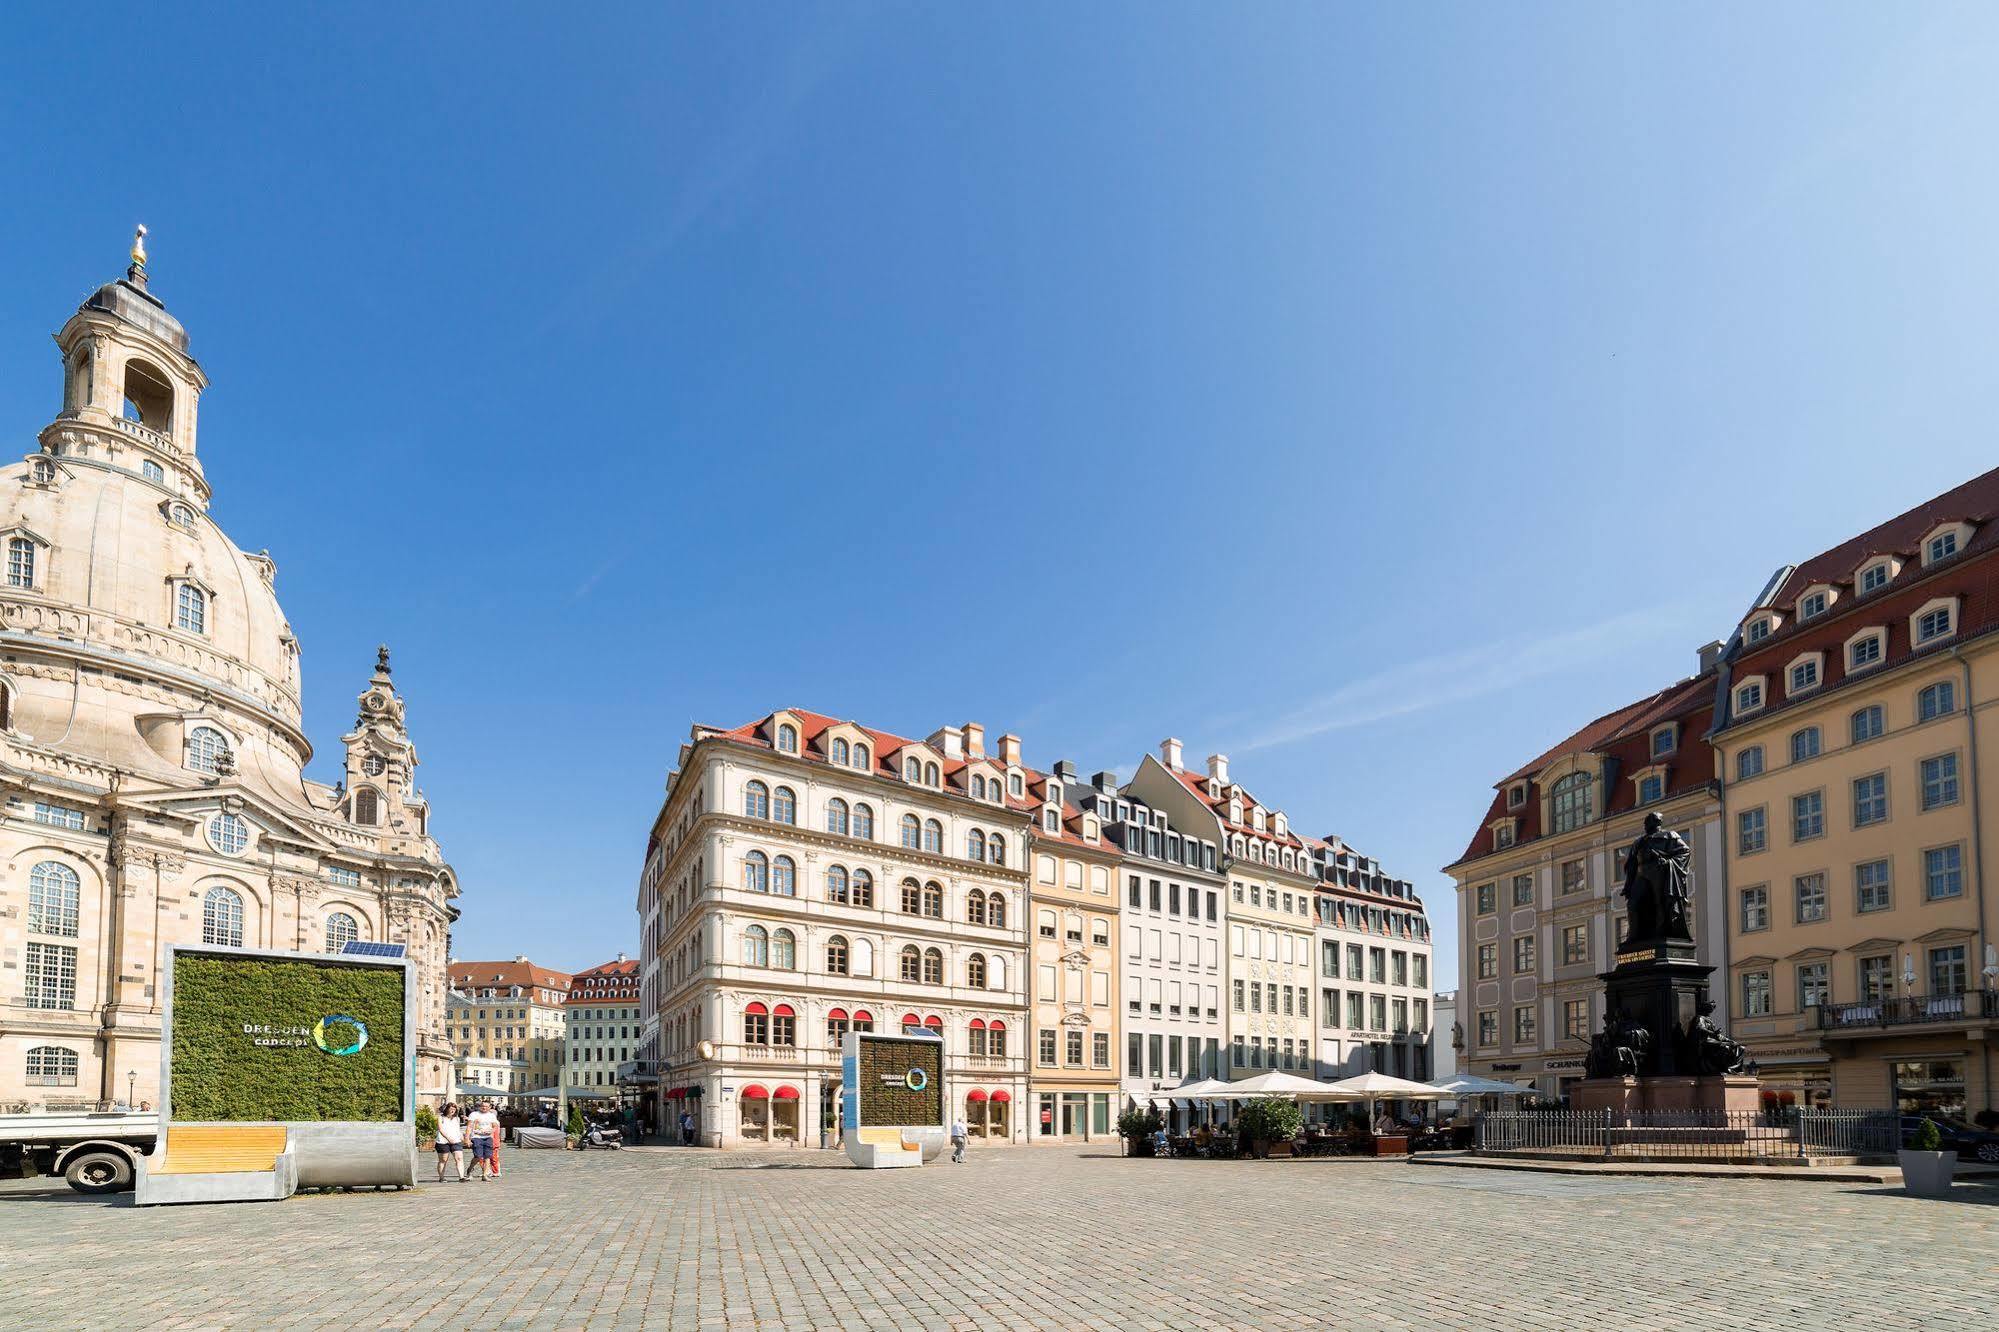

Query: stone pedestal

[1699,1074,1762,1115]
[1575,1073,1762,1116]
[1599,938,1712,1077]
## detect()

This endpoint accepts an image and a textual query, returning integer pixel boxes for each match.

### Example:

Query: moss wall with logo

[855,1035,943,1125]
[170,953,407,1122]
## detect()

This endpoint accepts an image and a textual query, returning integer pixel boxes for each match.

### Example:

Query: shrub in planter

[567,1103,588,1143]
[1235,1097,1303,1157]
[1117,1107,1163,1156]
[414,1105,438,1146]
[1899,1117,1957,1198]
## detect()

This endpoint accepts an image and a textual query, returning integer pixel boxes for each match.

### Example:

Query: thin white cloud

[1234,605,1696,755]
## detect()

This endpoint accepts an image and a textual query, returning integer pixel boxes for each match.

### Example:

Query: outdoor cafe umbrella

[1319,1070,1451,1127]
[1203,1070,1347,1101]
[1425,1074,1531,1098]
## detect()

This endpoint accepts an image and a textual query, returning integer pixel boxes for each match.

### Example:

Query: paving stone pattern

[0,1144,1993,1329]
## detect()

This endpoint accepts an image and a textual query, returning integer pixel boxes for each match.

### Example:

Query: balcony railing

[1817,990,1998,1031]
[111,414,174,452]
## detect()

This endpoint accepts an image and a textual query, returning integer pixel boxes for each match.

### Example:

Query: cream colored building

[1023,761,1121,1142]
[1712,469,1999,1120]
[447,957,571,1097]
[1447,660,1727,1103]
[1311,839,1434,1087]
[0,237,458,1109]
[564,955,640,1100]
[641,710,1030,1147]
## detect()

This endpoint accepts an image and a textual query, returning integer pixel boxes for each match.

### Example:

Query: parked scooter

[577,1122,623,1150]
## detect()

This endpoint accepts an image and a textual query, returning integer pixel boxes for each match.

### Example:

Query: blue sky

[4,5,1997,985]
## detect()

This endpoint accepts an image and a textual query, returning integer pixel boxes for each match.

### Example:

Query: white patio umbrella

[1319,1071,1451,1100]
[1425,1074,1531,1098]
[1206,1070,1347,1100]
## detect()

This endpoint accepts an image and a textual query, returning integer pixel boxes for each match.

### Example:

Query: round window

[208,812,250,856]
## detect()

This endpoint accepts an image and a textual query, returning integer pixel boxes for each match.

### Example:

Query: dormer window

[1650,725,1677,758]
[173,581,208,635]
[1493,823,1516,850]
[1797,589,1829,620]
[831,738,849,765]
[1043,809,1059,833]
[1786,654,1822,696]
[1008,771,1023,797]
[141,459,165,485]
[5,536,37,589]
[905,756,921,782]
[167,502,196,530]
[1638,774,1664,804]
[1507,782,1527,809]
[1926,531,1958,564]
[29,458,57,485]
[1847,628,1885,672]
[854,743,870,770]
[1735,678,1766,715]
[1746,617,1774,644]
[775,723,798,754]
[1912,597,1957,647]
[1858,559,1894,594]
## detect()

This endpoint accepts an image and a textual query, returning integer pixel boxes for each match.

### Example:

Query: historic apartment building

[1095,748,1226,1133]
[0,237,459,1109]
[1711,468,1999,1120]
[447,957,572,1097]
[1022,761,1122,1143]
[565,954,641,1099]
[639,710,1031,1147]
[1311,838,1434,1084]
[1446,659,1728,1104]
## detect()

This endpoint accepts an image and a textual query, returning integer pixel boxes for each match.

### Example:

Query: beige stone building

[447,957,572,1098]
[0,236,459,1109]
[1712,469,1999,1119]
[1022,760,1121,1142]
[564,955,640,1101]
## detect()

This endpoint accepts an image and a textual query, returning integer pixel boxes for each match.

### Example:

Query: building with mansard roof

[0,233,459,1109]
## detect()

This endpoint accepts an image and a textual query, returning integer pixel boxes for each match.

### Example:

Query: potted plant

[1116,1107,1163,1157]
[1899,1117,1957,1197]
[566,1103,588,1148]
[414,1104,438,1148]
[1235,1097,1303,1160]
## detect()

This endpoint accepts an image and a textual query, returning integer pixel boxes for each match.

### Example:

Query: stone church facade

[0,234,458,1109]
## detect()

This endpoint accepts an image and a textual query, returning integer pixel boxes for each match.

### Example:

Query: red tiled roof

[449,959,574,993]
[566,957,640,1004]
[1450,673,1717,869]
[1166,767,1307,850]
[1753,465,1999,614]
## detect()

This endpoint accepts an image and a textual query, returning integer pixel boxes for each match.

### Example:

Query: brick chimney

[963,722,986,760]
[1207,753,1229,786]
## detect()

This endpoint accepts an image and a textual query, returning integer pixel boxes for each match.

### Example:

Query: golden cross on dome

[130,224,148,267]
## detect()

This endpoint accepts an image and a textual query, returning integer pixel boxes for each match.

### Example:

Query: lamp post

[126,1070,136,1111]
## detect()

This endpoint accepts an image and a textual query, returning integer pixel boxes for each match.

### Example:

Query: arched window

[772,929,796,970]
[901,814,921,849]
[744,781,769,820]
[966,889,988,926]
[967,953,987,988]
[742,851,769,893]
[851,937,874,975]
[987,894,1006,929]
[771,1004,797,1047]
[852,803,874,840]
[850,870,874,909]
[967,829,986,861]
[186,725,229,774]
[831,738,850,765]
[141,459,164,484]
[826,864,849,904]
[990,834,1006,866]
[5,537,34,589]
[202,886,244,947]
[971,775,986,799]
[742,925,769,967]
[28,862,81,936]
[826,936,850,975]
[26,1045,79,1088]
[922,948,944,985]
[175,583,207,634]
[772,786,797,825]
[901,878,923,914]
[899,945,921,981]
[854,744,871,770]
[905,757,922,782]
[324,911,359,953]
[922,882,944,918]
[923,819,943,854]
[968,1019,988,1056]
[827,1007,851,1045]
[352,789,378,826]
[742,1002,769,1044]
[776,723,798,753]
[168,503,196,530]
[924,762,940,787]
[772,855,796,896]
[988,955,1007,990]
[826,798,849,836]
[1549,772,1593,834]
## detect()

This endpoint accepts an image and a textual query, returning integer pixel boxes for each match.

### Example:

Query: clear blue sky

[5,5,1996,985]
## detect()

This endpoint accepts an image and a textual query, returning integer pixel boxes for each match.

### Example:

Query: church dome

[81,277,189,355]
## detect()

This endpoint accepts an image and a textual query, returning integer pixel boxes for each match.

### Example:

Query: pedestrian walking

[950,1117,968,1163]
[680,1110,694,1147]
[467,1101,501,1180]
[433,1103,468,1182]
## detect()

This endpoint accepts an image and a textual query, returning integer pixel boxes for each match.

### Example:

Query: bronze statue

[1584,1008,1653,1078]
[1683,996,1746,1076]
[1620,812,1693,947]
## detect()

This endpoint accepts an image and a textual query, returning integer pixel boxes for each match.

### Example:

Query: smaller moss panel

[170,953,406,1123]
[855,1035,944,1125]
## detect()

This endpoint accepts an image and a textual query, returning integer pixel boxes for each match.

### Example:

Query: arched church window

[174,583,206,634]
[353,788,380,826]
[5,538,34,589]
[141,459,165,484]
[202,886,244,947]
[325,912,359,953]
[186,725,229,774]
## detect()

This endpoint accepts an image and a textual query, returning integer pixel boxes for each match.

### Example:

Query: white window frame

[1785,652,1824,698]
[1909,597,1958,648]
[1845,627,1886,673]
[1734,676,1766,715]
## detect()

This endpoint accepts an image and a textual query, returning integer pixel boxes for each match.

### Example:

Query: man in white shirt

[467,1102,501,1180]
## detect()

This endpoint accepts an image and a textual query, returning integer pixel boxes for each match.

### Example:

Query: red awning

[773,1085,800,1100]
[772,1003,795,1018]
[968,1019,986,1030]
[744,1001,769,1016]
[923,1015,942,1030]
[852,1009,874,1023]
[740,1084,768,1099]
[966,1089,988,1102]
[666,1087,683,1099]
[988,1020,1006,1032]
[991,1090,1011,1103]
[828,1007,849,1021]
[900,1012,920,1026]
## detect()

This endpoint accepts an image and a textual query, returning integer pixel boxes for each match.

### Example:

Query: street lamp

[127,1070,136,1111]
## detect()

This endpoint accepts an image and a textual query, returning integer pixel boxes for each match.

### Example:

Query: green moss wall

[170,954,407,1123]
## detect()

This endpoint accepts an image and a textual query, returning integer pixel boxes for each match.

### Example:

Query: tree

[1234,1097,1302,1156]
[566,1103,587,1141]
[414,1104,438,1144]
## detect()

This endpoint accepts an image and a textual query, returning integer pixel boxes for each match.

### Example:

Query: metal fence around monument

[1476,1109,1898,1161]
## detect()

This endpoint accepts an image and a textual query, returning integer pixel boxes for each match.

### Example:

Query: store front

[1893,1057,1967,1119]
[738,1083,802,1143]
[1035,1089,1112,1140]
[965,1088,1010,1138]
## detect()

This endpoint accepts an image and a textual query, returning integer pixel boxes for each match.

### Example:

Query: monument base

[1574,1073,1762,1117]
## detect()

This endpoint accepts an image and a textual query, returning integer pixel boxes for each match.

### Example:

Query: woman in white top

[433,1103,468,1181]
[466,1102,502,1180]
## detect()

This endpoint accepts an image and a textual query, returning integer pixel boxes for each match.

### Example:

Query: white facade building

[1309,843,1434,1086]
[565,955,640,1100]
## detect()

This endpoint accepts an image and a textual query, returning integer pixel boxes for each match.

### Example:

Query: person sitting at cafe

[1372,1111,1396,1136]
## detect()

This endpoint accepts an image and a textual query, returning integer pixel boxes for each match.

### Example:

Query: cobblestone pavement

[2,1144,1994,1330]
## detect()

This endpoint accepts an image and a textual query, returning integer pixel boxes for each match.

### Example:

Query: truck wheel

[64,1150,133,1193]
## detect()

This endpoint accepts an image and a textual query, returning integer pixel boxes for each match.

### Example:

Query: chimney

[999,733,1022,766]
[1697,640,1724,674]
[963,722,986,760]
[616,952,627,963]
[1207,753,1229,786]
[1161,737,1184,771]
[931,726,964,760]
[1053,759,1078,783]
[1093,771,1117,793]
